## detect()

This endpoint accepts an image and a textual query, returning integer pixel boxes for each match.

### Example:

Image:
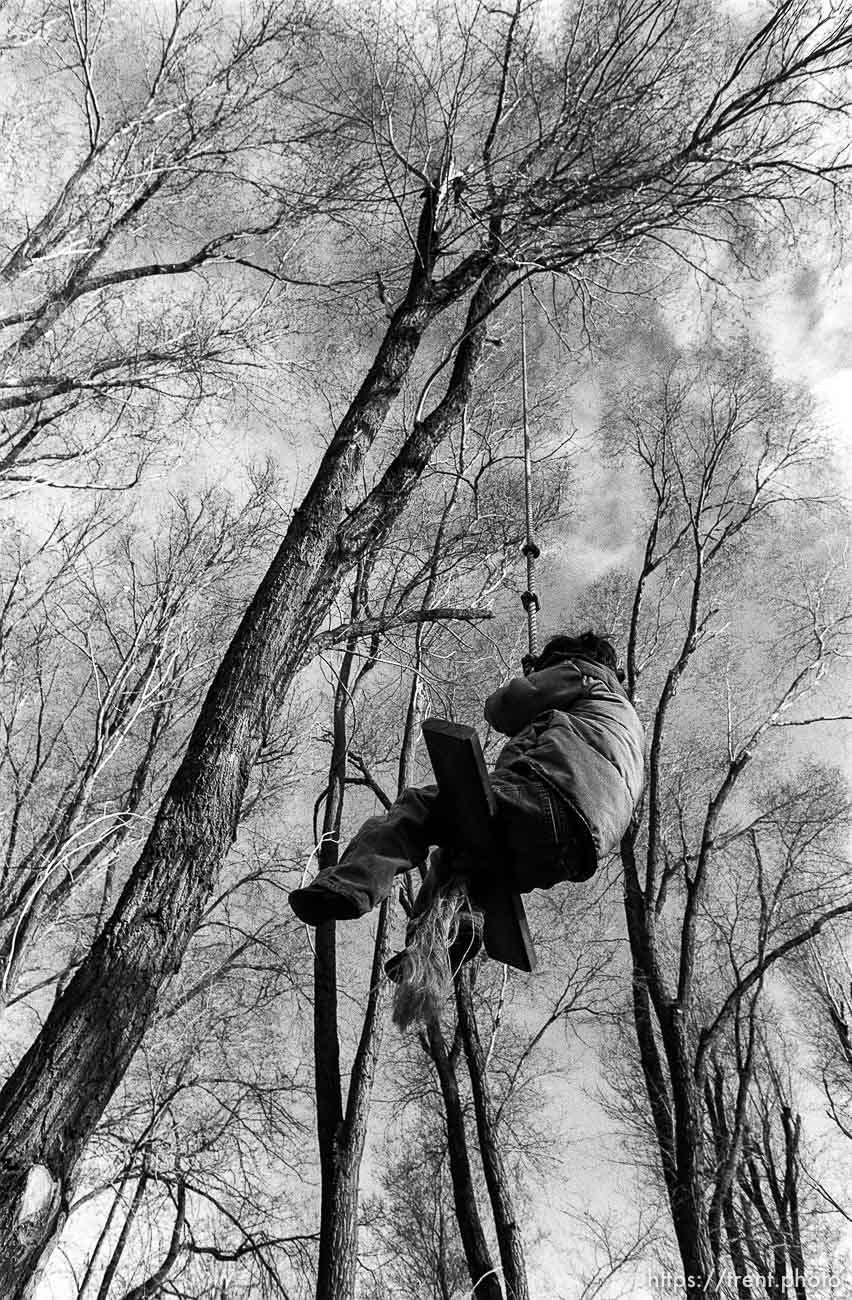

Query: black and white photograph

[0,2,850,1297]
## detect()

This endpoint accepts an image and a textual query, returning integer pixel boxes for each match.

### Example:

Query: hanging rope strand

[519,283,540,661]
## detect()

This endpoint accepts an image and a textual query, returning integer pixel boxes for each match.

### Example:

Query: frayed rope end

[392,882,468,1031]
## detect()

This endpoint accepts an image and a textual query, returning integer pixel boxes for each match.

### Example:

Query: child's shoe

[289,881,364,924]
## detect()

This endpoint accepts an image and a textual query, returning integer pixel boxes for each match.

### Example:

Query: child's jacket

[484,656,645,868]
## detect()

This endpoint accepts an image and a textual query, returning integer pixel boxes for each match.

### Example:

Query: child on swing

[289,631,645,967]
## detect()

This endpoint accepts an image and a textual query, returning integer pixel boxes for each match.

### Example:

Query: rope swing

[519,283,541,668]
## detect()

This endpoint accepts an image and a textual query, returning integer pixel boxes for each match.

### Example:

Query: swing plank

[421,718,536,973]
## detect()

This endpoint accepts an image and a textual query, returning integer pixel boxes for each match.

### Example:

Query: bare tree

[368,862,645,1300]
[702,1046,818,1300]
[51,956,318,1300]
[0,478,279,1021]
[2,2,852,1292]
[363,1128,472,1300]
[0,0,339,488]
[595,345,852,1293]
[799,936,852,1145]
[786,932,852,1233]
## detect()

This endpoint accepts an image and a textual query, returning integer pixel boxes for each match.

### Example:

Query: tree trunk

[425,1019,504,1300]
[622,837,715,1294]
[313,578,425,1299]
[315,1096,360,1300]
[313,897,393,1300]
[456,970,529,1300]
[662,1011,716,1293]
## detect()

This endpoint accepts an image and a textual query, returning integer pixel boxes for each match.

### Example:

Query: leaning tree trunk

[0,184,503,1295]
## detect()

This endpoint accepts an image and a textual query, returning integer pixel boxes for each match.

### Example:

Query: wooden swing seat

[421,717,537,973]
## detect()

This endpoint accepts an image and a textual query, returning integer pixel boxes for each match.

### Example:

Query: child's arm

[484,664,588,736]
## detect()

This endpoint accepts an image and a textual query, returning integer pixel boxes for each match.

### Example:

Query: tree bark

[425,1019,504,1300]
[662,1012,716,1292]
[456,970,529,1300]
[312,622,396,1300]
[621,830,716,1293]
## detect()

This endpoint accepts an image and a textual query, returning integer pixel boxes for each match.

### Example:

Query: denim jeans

[314,766,594,917]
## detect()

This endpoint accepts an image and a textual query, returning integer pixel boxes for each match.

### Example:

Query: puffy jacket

[484,656,645,868]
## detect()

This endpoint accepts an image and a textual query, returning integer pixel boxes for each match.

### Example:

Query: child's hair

[533,630,622,677]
